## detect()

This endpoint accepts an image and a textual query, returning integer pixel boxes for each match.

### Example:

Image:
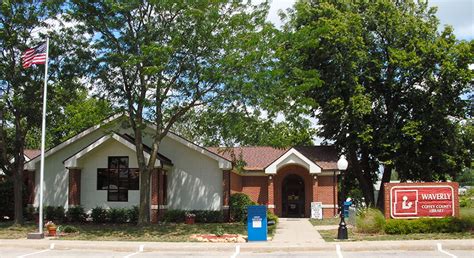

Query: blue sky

[266,0,473,40]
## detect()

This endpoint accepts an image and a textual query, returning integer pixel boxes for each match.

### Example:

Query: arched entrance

[281,174,305,217]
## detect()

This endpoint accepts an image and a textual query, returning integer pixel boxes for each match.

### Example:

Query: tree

[282,0,473,208]
[0,0,94,224]
[68,0,275,224]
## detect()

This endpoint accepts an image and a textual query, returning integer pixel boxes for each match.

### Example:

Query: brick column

[268,175,275,214]
[68,168,81,207]
[24,170,35,206]
[222,170,230,221]
[151,168,159,223]
[312,175,318,203]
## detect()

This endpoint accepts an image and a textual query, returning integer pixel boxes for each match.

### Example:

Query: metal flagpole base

[27,232,44,239]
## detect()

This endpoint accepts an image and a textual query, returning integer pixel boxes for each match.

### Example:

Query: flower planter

[48,227,57,236]
[185,216,195,224]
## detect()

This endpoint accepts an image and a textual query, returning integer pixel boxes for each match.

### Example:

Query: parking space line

[437,243,457,258]
[123,244,144,258]
[17,243,55,258]
[230,245,240,258]
[336,244,343,258]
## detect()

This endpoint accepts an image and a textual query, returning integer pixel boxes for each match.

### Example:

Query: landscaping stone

[190,234,247,243]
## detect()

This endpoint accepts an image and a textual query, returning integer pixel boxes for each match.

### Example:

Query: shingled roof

[207,146,338,171]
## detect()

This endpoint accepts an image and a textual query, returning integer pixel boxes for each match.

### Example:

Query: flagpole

[38,37,49,235]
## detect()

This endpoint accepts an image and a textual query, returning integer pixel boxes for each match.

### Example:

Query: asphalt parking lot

[0,243,471,258]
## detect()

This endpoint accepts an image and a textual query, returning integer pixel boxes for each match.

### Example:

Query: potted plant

[185,212,196,224]
[45,221,57,236]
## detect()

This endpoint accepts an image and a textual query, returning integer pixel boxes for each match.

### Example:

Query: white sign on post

[311,202,323,219]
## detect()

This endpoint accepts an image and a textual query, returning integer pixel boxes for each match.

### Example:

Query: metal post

[337,168,348,239]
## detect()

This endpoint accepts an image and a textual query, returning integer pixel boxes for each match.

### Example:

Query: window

[96,157,139,202]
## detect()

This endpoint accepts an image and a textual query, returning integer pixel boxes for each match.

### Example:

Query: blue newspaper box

[247,205,267,241]
[343,201,352,217]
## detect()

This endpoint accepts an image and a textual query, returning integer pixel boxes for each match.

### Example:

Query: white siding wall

[32,121,223,212]
[79,139,140,211]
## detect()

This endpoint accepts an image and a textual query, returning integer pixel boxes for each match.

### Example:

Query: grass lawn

[0,222,248,242]
[460,207,474,218]
[309,217,340,226]
[318,229,474,242]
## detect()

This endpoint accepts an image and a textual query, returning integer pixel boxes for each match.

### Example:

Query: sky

[265,0,474,40]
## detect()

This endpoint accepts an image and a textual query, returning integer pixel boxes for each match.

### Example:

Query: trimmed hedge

[66,206,86,223]
[385,217,474,234]
[91,206,108,223]
[163,210,223,223]
[45,206,65,222]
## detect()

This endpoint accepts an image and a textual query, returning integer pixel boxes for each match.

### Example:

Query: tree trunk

[376,164,393,211]
[13,161,24,225]
[138,166,151,225]
[348,149,375,206]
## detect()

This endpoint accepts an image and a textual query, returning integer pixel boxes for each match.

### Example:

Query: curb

[0,239,472,253]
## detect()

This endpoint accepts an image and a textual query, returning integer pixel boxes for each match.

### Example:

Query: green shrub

[66,206,86,223]
[230,193,256,222]
[127,206,139,224]
[108,208,128,223]
[267,211,278,224]
[61,225,79,233]
[213,225,225,236]
[163,210,186,223]
[24,206,37,221]
[91,206,108,223]
[460,197,473,208]
[192,210,223,223]
[385,217,474,234]
[44,206,65,222]
[355,208,385,233]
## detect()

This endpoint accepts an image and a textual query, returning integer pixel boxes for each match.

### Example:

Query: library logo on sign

[393,189,418,216]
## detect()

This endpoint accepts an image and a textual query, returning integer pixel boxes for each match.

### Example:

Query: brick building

[24,114,341,222]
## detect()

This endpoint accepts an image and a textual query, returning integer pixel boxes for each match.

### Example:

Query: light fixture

[337,155,348,171]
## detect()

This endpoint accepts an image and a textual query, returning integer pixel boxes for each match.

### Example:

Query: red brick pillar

[68,168,81,207]
[222,170,230,221]
[312,175,318,203]
[24,170,35,206]
[151,168,159,223]
[268,175,275,214]
[158,170,168,221]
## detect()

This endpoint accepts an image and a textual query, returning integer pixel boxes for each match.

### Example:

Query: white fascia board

[146,124,232,170]
[64,133,160,168]
[265,148,321,174]
[24,113,124,170]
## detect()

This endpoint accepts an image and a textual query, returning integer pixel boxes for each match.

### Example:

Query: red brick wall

[384,182,460,219]
[230,171,242,194]
[316,175,337,204]
[274,165,313,217]
[68,168,81,206]
[241,176,268,205]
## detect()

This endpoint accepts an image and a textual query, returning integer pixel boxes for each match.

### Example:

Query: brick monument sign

[384,182,459,219]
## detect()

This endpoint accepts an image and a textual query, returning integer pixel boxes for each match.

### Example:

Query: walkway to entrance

[271,218,325,244]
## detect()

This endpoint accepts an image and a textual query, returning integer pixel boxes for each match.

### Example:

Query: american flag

[21,42,47,69]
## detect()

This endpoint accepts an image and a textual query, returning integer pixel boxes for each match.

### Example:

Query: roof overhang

[264,148,322,174]
[62,133,161,169]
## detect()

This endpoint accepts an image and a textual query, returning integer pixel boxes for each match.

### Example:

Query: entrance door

[282,174,305,217]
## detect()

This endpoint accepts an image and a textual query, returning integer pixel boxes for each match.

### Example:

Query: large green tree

[0,0,98,224]
[283,0,473,208]
[68,0,275,224]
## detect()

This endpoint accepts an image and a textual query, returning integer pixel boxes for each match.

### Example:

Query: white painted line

[230,245,240,258]
[437,243,457,258]
[336,244,343,258]
[17,243,55,258]
[123,244,145,258]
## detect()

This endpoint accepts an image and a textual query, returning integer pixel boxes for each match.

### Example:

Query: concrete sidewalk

[272,218,325,244]
[0,238,472,253]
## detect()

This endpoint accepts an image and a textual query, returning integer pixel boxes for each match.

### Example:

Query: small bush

[213,225,225,236]
[192,210,223,223]
[108,208,129,223]
[127,206,139,224]
[355,208,385,233]
[66,206,86,223]
[24,206,37,221]
[384,217,474,234]
[230,193,256,222]
[91,207,108,223]
[61,225,79,233]
[163,210,186,223]
[267,211,279,224]
[44,206,65,222]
